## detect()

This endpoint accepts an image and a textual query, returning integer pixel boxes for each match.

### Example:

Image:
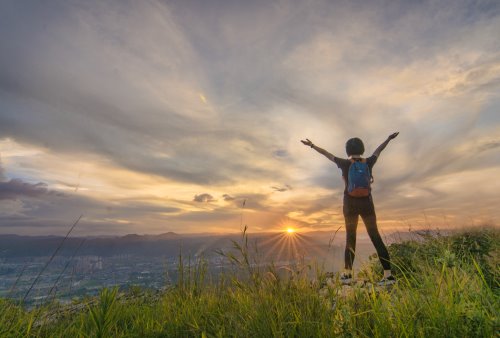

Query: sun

[286,227,295,234]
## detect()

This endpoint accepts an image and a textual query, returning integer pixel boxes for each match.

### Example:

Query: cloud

[271,184,292,192]
[0,179,54,200]
[0,0,499,234]
[272,149,289,159]
[477,140,500,152]
[170,210,234,222]
[193,193,215,203]
[0,155,58,200]
[0,155,5,181]
[0,0,289,186]
[222,194,235,201]
[233,193,269,211]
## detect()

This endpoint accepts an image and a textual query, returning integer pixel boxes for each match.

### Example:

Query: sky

[0,0,499,236]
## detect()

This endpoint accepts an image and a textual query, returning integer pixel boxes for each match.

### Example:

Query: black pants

[343,195,391,270]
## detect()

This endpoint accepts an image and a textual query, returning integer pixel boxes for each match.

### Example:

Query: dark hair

[345,137,365,156]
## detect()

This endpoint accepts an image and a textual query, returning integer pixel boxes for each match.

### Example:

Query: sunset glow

[0,1,498,236]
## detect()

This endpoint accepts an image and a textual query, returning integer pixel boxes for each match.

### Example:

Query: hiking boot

[377,275,396,286]
[340,272,353,285]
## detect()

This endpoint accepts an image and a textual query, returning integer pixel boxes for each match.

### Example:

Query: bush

[364,228,499,289]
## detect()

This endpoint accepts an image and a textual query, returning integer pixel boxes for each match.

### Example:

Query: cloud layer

[0,0,499,235]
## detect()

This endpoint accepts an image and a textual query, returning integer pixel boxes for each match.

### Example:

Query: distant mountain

[119,232,181,242]
[0,231,230,258]
[144,232,181,240]
[121,234,142,240]
[0,230,382,261]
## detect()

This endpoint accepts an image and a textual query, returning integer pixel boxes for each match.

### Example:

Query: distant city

[0,231,392,306]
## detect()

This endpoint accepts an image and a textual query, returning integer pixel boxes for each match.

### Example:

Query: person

[301,132,399,286]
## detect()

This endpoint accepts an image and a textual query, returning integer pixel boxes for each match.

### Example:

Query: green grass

[1,228,498,337]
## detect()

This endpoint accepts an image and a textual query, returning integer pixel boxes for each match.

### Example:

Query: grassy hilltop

[1,228,498,337]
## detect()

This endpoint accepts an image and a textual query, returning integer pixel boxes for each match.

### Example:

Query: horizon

[0,222,485,238]
[1,0,499,236]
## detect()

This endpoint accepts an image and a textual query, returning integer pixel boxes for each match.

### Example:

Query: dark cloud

[271,184,292,192]
[193,193,215,203]
[0,155,5,181]
[222,194,235,201]
[0,152,60,200]
[273,149,289,158]
[477,140,500,152]
[0,179,56,200]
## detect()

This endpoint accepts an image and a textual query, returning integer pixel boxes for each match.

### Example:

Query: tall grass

[0,227,498,337]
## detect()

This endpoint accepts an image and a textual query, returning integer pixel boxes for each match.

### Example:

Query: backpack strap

[349,158,367,163]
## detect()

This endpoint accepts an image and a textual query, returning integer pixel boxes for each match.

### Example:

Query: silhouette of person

[301,132,399,285]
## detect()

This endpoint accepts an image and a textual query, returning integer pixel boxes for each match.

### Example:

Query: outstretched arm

[301,138,336,162]
[373,132,399,157]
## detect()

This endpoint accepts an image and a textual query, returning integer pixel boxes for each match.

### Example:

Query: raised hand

[301,138,313,147]
[388,132,399,140]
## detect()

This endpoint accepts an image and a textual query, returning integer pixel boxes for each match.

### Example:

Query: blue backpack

[347,159,373,197]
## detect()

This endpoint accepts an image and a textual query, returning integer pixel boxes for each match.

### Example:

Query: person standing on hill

[301,132,399,286]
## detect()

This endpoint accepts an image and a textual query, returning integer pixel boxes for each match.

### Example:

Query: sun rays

[253,229,332,267]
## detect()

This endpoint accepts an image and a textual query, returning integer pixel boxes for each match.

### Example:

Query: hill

[0,227,498,337]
